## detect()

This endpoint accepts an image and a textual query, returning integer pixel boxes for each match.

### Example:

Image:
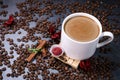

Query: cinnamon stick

[39,40,47,57]
[41,48,47,57]
[26,40,46,62]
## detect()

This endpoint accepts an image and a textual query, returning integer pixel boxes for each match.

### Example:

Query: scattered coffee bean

[10,55,14,59]
[0,0,119,80]
[1,67,6,71]
[9,50,14,54]
[18,31,21,34]
[17,38,21,42]
[1,4,8,8]
[10,46,14,50]
[6,38,10,41]
[6,73,11,77]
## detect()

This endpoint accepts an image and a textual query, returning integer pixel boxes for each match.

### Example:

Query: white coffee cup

[58,12,114,60]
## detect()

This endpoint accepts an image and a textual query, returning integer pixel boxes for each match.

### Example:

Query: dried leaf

[49,25,55,34]
[80,59,91,70]
[51,31,61,39]
[3,15,14,26]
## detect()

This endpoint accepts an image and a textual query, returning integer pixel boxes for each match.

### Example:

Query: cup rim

[62,12,102,44]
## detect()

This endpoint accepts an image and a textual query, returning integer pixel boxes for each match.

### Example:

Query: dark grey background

[0,0,120,80]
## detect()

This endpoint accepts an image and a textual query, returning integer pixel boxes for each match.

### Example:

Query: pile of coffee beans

[0,0,120,80]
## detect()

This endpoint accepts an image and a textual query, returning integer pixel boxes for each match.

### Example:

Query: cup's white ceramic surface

[59,12,114,60]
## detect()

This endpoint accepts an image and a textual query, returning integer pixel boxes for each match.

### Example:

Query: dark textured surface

[0,0,120,80]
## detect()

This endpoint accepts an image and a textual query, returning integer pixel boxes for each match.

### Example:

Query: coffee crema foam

[65,16,99,42]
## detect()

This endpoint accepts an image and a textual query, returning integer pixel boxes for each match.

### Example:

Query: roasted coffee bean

[0,0,119,80]
[9,42,13,45]
[64,67,68,71]
[6,38,10,41]
[6,73,11,77]
[1,48,5,53]
[18,31,21,34]
[10,50,14,54]
[7,64,11,68]
[1,43,4,47]
[23,75,26,79]
[3,51,8,55]
[1,67,6,71]
[25,44,29,48]
[10,46,14,50]
[11,73,14,77]
[10,39,13,42]
[10,55,14,59]
[13,44,17,47]
[21,43,24,46]
[17,38,21,42]
[1,4,8,8]
[14,47,18,51]
[37,70,41,75]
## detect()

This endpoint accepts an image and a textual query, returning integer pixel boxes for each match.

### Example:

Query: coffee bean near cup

[50,12,114,60]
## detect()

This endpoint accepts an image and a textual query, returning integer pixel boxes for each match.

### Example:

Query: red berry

[52,47,62,56]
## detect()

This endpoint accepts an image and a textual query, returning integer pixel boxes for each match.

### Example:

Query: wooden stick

[26,40,46,62]
[55,54,80,69]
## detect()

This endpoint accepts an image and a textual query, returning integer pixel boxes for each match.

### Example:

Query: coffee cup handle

[97,31,114,48]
